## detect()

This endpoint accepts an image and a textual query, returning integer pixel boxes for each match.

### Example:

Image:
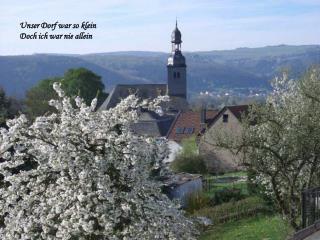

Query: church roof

[99,84,167,110]
[98,84,188,137]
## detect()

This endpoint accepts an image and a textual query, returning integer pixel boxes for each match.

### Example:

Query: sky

[0,0,319,55]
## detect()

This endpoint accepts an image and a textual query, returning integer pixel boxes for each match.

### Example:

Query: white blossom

[0,85,197,239]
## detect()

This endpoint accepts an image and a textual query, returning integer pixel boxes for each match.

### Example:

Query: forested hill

[1,45,319,98]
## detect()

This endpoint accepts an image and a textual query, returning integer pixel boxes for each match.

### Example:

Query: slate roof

[167,110,218,143]
[130,110,175,137]
[99,84,190,137]
[99,84,167,110]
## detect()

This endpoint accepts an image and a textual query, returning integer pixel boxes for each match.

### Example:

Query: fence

[302,187,320,228]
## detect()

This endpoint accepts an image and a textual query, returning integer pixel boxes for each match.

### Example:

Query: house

[167,109,218,143]
[99,21,189,137]
[199,105,249,173]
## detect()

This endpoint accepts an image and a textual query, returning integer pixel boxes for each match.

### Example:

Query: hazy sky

[0,0,319,55]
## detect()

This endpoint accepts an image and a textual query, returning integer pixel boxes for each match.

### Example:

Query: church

[99,21,189,137]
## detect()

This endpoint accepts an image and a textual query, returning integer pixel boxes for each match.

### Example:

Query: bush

[171,154,207,174]
[186,192,211,214]
[194,196,270,224]
[170,136,208,174]
[212,188,245,205]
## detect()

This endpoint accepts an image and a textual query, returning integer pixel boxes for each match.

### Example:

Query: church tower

[167,20,187,99]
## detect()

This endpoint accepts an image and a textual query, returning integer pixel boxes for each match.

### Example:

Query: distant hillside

[0,45,319,98]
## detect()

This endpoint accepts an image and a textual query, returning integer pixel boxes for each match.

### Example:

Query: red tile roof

[167,110,218,143]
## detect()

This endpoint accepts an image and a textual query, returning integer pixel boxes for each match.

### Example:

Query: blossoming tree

[215,68,320,229]
[0,83,197,239]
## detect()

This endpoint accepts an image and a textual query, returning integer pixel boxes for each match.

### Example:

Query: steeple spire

[167,21,187,99]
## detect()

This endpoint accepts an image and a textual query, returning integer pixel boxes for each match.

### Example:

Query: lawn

[200,214,293,240]
[197,171,293,240]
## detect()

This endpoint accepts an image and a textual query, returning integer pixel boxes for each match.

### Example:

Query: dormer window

[184,127,194,134]
[176,127,184,134]
[223,114,229,123]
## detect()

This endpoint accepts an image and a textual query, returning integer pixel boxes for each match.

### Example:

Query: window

[184,127,194,134]
[175,127,184,134]
[173,72,177,78]
[223,114,229,123]
[177,72,180,78]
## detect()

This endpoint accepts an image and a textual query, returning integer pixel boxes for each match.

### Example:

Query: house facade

[199,105,248,173]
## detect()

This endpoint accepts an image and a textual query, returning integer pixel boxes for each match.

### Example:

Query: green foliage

[0,88,22,126]
[194,196,270,224]
[185,192,210,214]
[0,88,9,126]
[203,173,249,198]
[25,68,107,119]
[171,155,207,174]
[170,137,208,174]
[25,78,58,119]
[212,188,245,205]
[180,136,198,156]
[61,68,107,106]
[200,214,293,240]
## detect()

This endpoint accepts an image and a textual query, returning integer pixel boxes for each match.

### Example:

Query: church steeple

[167,20,187,99]
[171,20,182,52]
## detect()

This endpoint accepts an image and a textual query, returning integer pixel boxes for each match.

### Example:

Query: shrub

[212,188,245,205]
[170,136,208,174]
[194,196,270,224]
[186,192,211,214]
[171,154,207,174]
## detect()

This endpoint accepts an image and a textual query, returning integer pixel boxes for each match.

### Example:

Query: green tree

[25,78,59,119]
[0,88,10,126]
[0,88,22,127]
[26,68,108,119]
[61,68,107,106]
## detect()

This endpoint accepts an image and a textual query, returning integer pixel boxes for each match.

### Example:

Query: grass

[204,171,247,180]
[194,196,269,224]
[200,214,293,240]
[197,171,293,239]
